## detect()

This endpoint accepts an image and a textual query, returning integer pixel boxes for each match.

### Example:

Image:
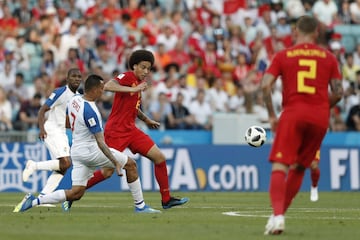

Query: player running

[70,49,189,210]
[14,74,160,213]
[261,16,343,235]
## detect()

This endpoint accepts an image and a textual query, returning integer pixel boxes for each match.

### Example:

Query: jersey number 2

[297,59,316,94]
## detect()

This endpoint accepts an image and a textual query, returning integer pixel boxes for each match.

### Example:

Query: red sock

[284,168,305,213]
[311,168,320,187]
[86,170,106,189]
[154,161,171,203]
[269,170,286,216]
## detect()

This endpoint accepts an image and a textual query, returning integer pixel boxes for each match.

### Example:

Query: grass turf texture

[1,192,359,240]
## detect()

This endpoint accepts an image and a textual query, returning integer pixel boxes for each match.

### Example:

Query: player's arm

[137,109,160,129]
[261,73,277,132]
[104,79,147,93]
[94,132,122,176]
[38,104,50,140]
[328,78,343,108]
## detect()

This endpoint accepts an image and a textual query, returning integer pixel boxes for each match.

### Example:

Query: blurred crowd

[0,0,360,133]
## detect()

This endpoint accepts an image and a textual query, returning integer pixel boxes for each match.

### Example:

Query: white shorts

[70,146,128,186]
[44,131,70,159]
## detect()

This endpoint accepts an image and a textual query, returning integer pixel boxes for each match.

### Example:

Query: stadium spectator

[353,43,360,66]
[338,0,351,24]
[58,21,80,62]
[346,102,360,131]
[0,86,13,131]
[167,39,191,73]
[208,77,229,112]
[156,23,179,52]
[0,59,16,88]
[177,73,196,108]
[275,11,291,37]
[312,0,339,28]
[63,47,86,73]
[77,16,98,48]
[284,0,306,19]
[228,83,246,113]
[14,93,42,131]
[350,0,360,24]
[167,92,196,130]
[148,91,174,130]
[189,89,213,130]
[97,23,125,64]
[342,52,360,83]
[12,0,34,30]
[102,0,122,23]
[4,72,29,113]
[153,74,179,102]
[13,34,30,75]
[41,49,56,77]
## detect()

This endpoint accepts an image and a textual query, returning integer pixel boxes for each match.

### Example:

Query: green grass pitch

[1,192,359,240]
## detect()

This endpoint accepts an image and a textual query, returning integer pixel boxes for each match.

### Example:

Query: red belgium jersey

[105,72,142,135]
[266,43,342,127]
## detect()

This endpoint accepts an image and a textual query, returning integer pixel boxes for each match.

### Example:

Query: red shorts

[105,128,155,155]
[269,114,327,168]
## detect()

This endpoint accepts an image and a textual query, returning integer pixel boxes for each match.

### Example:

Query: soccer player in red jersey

[87,49,189,209]
[261,16,343,235]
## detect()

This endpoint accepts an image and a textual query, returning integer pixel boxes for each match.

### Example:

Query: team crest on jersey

[117,74,125,79]
[88,117,97,127]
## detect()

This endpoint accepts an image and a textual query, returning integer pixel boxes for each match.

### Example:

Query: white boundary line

[222,211,360,220]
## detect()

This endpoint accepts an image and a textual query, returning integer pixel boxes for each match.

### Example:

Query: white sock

[35,190,66,206]
[128,178,145,209]
[40,172,64,194]
[35,160,60,171]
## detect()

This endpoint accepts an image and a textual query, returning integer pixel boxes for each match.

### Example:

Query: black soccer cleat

[162,196,189,209]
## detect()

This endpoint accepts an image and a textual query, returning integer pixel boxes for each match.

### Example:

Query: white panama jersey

[45,85,78,132]
[67,95,103,149]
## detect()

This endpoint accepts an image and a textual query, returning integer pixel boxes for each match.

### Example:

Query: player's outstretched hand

[145,119,160,129]
[135,82,148,92]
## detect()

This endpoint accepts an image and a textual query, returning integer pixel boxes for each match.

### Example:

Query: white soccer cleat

[264,214,274,235]
[310,186,319,202]
[22,160,36,182]
[264,215,285,235]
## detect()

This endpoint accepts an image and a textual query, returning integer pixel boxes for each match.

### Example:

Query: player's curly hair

[128,49,154,70]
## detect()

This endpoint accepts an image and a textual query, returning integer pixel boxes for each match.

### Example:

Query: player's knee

[152,152,166,164]
[59,157,72,172]
[102,168,114,179]
[125,158,137,171]
[124,158,138,181]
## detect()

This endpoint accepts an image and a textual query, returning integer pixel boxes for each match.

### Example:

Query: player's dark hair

[296,15,318,34]
[67,68,81,77]
[128,49,155,70]
[84,74,103,92]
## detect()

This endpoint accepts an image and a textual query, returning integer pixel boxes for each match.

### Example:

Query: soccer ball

[245,126,266,147]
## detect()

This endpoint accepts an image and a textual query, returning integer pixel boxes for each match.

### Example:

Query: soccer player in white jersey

[14,74,160,213]
[20,68,82,204]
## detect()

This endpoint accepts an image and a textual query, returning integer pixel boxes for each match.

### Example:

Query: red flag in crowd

[223,0,247,14]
